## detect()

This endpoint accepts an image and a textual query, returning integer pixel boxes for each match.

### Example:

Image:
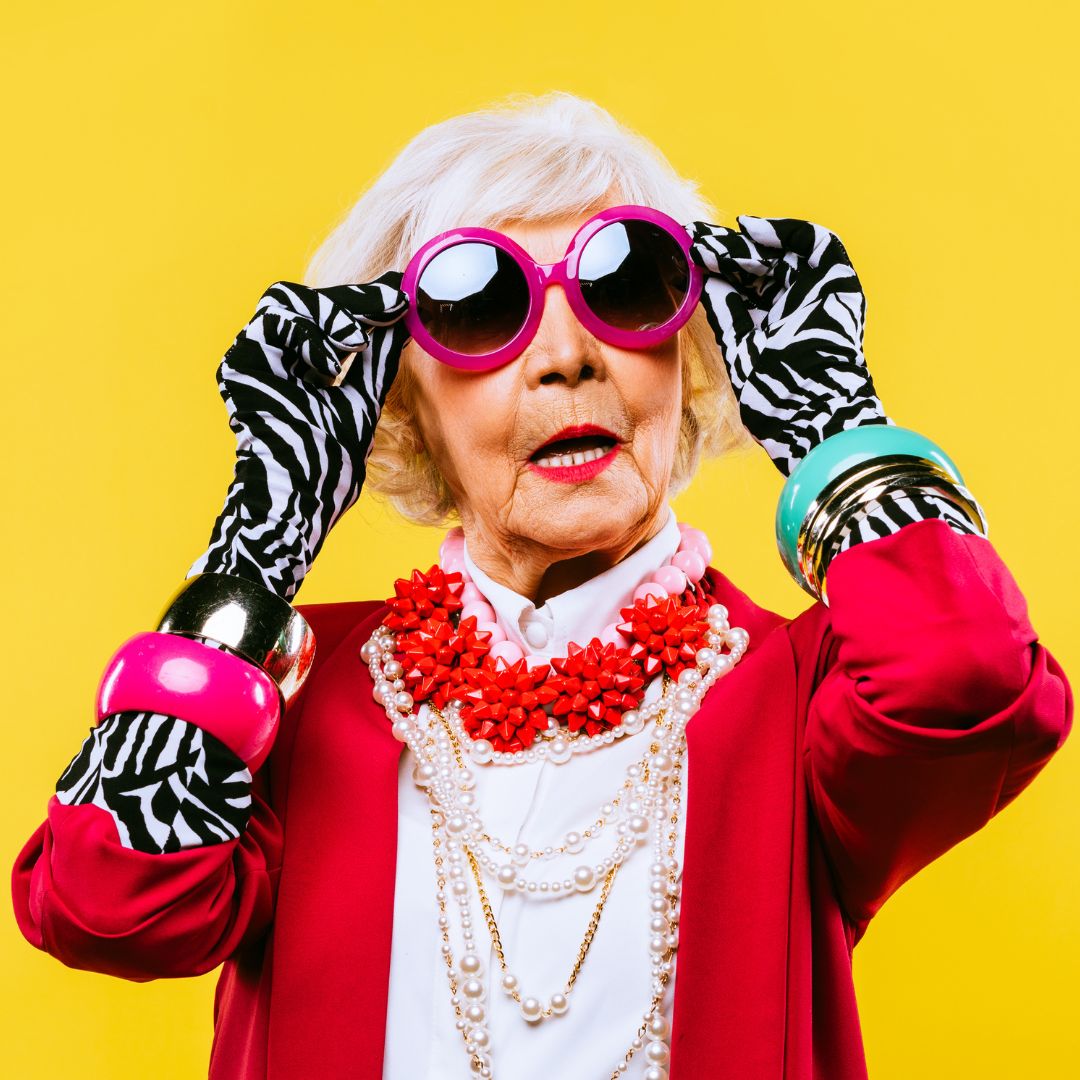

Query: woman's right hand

[186,272,410,600]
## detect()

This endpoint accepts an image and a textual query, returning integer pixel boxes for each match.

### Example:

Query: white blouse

[382,509,687,1079]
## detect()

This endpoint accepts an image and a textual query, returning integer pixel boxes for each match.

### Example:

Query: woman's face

[402,207,683,578]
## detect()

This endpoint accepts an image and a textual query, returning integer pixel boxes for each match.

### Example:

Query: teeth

[533,445,612,469]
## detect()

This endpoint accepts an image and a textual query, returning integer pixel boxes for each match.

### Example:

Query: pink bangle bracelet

[96,631,283,772]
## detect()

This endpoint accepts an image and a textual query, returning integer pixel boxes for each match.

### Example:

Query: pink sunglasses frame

[401,204,704,371]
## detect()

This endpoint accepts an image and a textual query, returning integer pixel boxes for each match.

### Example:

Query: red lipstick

[527,424,620,484]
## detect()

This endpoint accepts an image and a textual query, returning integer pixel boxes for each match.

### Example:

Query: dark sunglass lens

[415,242,530,355]
[577,221,690,332]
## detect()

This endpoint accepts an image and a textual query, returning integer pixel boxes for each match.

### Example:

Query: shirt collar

[462,508,681,661]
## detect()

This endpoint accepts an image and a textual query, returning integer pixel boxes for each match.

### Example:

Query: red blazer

[11,519,1073,1078]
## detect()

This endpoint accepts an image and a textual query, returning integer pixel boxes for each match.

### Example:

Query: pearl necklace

[362,578,750,1078]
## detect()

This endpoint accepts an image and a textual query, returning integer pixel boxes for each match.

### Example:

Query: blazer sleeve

[10,776,282,982]
[800,517,1073,946]
[8,598,364,982]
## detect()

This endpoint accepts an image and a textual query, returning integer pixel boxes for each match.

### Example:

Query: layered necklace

[361,522,749,1079]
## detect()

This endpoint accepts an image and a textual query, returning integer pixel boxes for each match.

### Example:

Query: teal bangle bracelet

[775,424,967,586]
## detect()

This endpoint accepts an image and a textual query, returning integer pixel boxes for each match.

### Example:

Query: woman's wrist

[831,488,984,559]
[775,425,989,603]
[157,571,316,705]
[89,570,316,778]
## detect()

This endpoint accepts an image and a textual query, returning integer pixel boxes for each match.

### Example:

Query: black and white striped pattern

[186,274,410,600]
[55,711,253,854]
[832,489,984,559]
[687,215,890,479]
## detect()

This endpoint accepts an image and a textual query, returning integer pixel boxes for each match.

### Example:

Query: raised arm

[686,211,1072,944]
[11,273,411,980]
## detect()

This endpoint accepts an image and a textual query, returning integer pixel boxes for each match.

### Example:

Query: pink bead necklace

[437,522,715,671]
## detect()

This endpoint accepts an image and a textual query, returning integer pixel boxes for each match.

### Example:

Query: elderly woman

[12,93,1073,1080]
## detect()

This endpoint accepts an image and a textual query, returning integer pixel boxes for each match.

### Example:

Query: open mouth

[529,434,617,468]
[527,425,621,483]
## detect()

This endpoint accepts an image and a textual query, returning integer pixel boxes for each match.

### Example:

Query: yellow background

[3,2,1077,1076]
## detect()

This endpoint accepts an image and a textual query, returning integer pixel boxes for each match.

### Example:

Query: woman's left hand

[687,215,891,477]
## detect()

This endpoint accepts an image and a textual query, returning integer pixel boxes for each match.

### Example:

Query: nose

[522,280,604,389]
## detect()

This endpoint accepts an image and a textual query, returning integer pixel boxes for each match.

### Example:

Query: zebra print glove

[687,215,890,479]
[688,215,984,556]
[55,708,253,854]
[186,273,410,600]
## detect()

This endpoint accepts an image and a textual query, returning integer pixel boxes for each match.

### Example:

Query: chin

[518,484,652,557]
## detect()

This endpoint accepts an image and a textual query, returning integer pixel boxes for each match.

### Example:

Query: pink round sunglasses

[401,204,704,371]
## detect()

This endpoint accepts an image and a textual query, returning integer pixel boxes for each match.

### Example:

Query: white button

[522,621,548,649]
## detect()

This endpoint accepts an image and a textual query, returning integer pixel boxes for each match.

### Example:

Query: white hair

[303,90,753,525]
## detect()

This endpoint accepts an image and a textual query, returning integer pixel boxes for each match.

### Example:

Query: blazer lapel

[669,570,799,1078]
[269,602,403,1080]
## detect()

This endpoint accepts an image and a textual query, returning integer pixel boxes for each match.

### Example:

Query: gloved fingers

[320,270,409,327]
[253,275,409,386]
[686,221,774,281]
[735,215,854,273]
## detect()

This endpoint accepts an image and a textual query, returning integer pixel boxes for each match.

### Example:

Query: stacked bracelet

[96,632,283,772]
[775,426,989,604]
[91,573,317,774]
[156,572,316,706]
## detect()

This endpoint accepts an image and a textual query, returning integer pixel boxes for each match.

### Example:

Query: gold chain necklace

[424,678,686,1078]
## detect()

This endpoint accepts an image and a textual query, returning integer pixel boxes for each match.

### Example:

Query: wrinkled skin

[402,206,684,605]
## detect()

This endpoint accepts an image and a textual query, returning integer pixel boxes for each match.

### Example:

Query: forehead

[492,204,620,263]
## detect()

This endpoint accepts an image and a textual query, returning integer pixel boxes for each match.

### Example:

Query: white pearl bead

[621,709,644,734]
[471,1027,490,1048]
[628,815,649,836]
[549,738,572,764]
[549,992,569,1015]
[520,996,543,1022]
[391,720,411,742]
[501,973,518,993]
[460,954,483,977]
[470,739,494,764]
[393,690,414,711]
[643,1066,669,1080]
[462,978,485,1000]
[573,866,596,892]
[695,647,717,666]
[496,866,517,889]
[383,659,403,679]
[372,680,394,703]
[564,831,584,854]
[649,752,674,775]
[647,1012,670,1038]
[413,763,436,787]
[645,1040,671,1065]
[511,843,530,866]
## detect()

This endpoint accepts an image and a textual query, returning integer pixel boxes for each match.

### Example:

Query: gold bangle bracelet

[155,572,316,706]
[796,456,988,604]
[807,460,987,573]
